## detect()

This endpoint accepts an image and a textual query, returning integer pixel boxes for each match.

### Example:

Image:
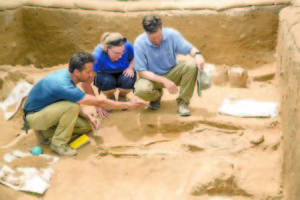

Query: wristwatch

[194,52,201,57]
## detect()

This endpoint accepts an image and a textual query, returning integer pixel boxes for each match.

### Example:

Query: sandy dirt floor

[0,62,282,200]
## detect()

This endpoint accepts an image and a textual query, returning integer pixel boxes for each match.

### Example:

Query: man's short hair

[142,15,162,33]
[69,52,95,73]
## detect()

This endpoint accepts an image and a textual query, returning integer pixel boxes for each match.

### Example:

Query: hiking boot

[50,144,77,157]
[149,89,162,110]
[35,130,51,145]
[149,99,161,110]
[178,101,191,116]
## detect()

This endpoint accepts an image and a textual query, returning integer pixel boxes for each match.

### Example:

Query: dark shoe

[50,144,77,157]
[35,130,51,145]
[178,101,191,116]
[149,98,161,110]
[149,89,163,110]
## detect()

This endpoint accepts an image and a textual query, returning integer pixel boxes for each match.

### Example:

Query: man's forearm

[138,71,168,84]
[79,106,92,121]
[190,47,201,57]
[78,94,129,110]
[99,99,129,109]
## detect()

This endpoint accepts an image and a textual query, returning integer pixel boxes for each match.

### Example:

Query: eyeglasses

[109,48,126,56]
[106,38,127,46]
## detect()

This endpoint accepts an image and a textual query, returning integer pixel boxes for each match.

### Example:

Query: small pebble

[249,135,264,145]
[31,145,43,155]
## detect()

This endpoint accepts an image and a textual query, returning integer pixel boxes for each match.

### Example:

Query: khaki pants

[134,60,197,105]
[26,101,93,146]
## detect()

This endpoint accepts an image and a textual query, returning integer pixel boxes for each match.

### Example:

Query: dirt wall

[0,7,28,66]
[278,5,300,200]
[0,0,291,68]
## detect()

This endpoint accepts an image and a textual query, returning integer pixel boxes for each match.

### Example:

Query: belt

[23,110,36,117]
[161,65,176,75]
[22,110,36,134]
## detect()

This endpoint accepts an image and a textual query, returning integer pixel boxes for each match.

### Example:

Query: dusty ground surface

[0,62,282,200]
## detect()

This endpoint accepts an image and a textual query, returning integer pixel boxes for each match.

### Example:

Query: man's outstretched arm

[77,94,144,110]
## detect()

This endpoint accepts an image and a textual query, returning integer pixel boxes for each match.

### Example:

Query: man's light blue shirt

[134,28,193,75]
[24,70,85,113]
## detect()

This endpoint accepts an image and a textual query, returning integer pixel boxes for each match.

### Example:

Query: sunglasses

[109,48,127,56]
[107,38,127,46]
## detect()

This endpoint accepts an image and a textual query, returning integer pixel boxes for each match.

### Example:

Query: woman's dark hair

[69,51,95,73]
[142,15,162,33]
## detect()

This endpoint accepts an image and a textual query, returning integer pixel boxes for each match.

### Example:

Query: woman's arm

[123,42,135,77]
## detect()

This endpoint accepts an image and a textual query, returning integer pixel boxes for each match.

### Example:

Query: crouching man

[134,15,205,116]
[23,52,143,156]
